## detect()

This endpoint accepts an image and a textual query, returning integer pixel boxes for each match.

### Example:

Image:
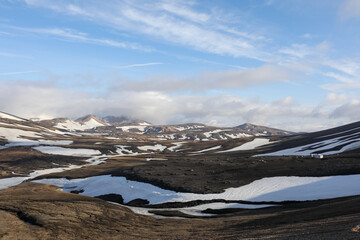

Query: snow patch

[225,133,253,139]
[219,138,271,153]
[116,125,147,133]
[203,130,223,138]
[33,146,101,157]
[168,142,185,152]
[138,144,167,152]
[116,145,141,156]
[192,145,221,154]
[146,158,167,161]
[126,202,273,217]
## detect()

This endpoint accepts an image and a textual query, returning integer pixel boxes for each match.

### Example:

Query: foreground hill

[1,182,359,240]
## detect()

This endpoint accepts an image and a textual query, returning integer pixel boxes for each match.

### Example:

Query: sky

[0,0,360,131]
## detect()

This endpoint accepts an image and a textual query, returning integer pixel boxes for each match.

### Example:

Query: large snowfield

[34,174,360,204]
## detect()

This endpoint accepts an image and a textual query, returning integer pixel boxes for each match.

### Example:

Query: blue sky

[1,0,360,131]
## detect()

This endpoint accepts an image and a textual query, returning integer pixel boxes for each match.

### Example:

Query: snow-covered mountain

[102,115,151,126]
[3,110,360,155]
[75,115,109,128]
[40,115,108,131]
[119,122,291,141]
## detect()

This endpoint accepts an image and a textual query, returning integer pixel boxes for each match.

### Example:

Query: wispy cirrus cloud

[0,51,30,58]
[301,33,315,39]
[339,0,360,20]
[320,58,360,90]
[20,0,268,60]
[322,82,360,91]
[115,62,163,69]
[322,59,360,76]
[7,25,154,52]
[0,31,12,35]
[157,1,210,23]
[0,70,39,76]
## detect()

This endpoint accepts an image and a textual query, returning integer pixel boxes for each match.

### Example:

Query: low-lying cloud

[0,79,356,132]
[120,64,292,92]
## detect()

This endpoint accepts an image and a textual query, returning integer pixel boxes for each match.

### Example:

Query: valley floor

[1,117,360,239]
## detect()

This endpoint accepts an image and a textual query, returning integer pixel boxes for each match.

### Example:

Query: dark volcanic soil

[32,149,360,194]
[111,152,360,194]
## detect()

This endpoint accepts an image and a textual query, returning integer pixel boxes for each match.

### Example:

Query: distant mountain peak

[75,115,109,128]
[235,123,293,136]
[102,115,152,126]
[76,114,97,122]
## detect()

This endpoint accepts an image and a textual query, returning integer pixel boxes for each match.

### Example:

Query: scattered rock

[126,198,149,207]
[95,193,124,204]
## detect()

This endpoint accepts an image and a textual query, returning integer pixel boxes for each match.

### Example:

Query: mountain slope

[0,115,72,150]
[0,111,27,121]
[258,121,360,156]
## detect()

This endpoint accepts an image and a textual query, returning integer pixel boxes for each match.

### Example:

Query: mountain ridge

[0,111,294,136]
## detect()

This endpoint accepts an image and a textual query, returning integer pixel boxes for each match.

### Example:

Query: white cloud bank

[120,64,292,92]
[0,79,356,132]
